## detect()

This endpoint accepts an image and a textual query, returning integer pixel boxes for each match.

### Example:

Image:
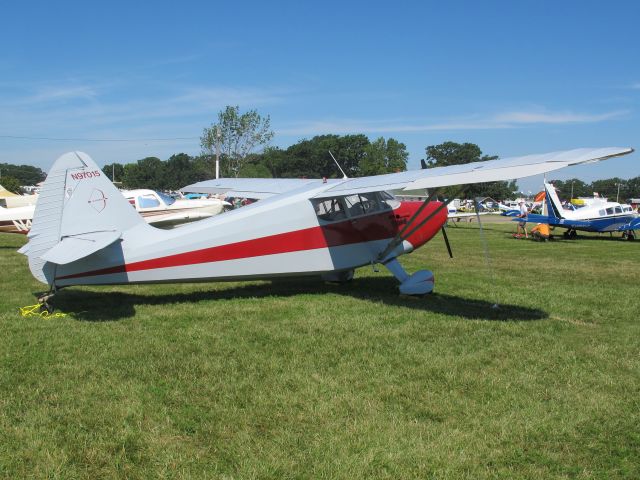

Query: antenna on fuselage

[328,151,348,179]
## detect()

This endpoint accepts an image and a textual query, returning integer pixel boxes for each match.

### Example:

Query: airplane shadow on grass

[48,276,547,323]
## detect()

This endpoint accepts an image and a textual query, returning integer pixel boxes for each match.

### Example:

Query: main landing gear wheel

[622,231,636,241]
[563,229,577,239]
[321,269,354,284]
[37,292,55,314]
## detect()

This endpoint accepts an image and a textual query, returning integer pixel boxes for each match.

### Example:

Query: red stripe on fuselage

[55,201,446,281]
[55,210,399,280]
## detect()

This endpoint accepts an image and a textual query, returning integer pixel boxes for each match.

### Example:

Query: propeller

[441,226,453,258]
[420,159,428,169]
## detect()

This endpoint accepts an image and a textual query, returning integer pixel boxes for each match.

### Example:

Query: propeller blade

[420,159,427,169]
[441,226,453,258]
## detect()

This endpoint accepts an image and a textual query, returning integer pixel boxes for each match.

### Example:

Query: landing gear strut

[383,258,434,295]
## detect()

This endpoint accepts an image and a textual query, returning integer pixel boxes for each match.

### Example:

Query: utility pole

[617,182,621,203]
[215,126,220,179]
[571,181,574,199]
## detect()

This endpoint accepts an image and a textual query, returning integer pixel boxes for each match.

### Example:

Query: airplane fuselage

[51,184,447,287]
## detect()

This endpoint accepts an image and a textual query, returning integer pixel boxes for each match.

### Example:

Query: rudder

[20,151,147,285]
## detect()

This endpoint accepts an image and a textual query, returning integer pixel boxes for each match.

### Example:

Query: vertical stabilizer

[544,181,565,220]
[21,152,147,285]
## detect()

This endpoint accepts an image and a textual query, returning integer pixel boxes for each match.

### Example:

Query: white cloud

[276,109,627,136]
[492,110,627,124]
[27,85,98,103]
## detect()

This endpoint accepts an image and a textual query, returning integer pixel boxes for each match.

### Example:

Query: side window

[138,194,161,208]
[312,198,346,222]
[343,195,365,217]
[358,192,384,213]
[599,209,605,216]
[614,206,622,214]
[605,207,614,215]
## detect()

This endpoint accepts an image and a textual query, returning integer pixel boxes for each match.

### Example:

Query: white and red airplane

[19,148,633,307]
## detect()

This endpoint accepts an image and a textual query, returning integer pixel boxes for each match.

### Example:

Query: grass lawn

[0,221,638,479]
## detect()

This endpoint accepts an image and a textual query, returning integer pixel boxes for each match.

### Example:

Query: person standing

[515,201,528,238]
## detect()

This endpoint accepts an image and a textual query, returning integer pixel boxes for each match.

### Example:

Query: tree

[626,176,640,198]
[549,178,590,199]
[102,163,125,184]
[122,157,166,190]
[360,137,408,175]
[238,162,272,178]
[266,134,371,178]
[0,163,45,185]
[590,177,627,201]
[201,106,274,178]
[164,153,203,190]
[424,142,497,168]
[0,175,21,193]
[423,141,515,199]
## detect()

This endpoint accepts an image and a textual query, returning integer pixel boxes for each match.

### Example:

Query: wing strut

[474,198,499,309]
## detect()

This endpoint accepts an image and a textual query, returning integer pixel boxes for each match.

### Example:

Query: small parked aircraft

[0,188,229,234]
[19,147,633,308]
[0,205,34,234]
[121,189,229,228]
[523,181,640,240]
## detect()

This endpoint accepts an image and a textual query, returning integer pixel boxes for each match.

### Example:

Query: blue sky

[1,0,639,193]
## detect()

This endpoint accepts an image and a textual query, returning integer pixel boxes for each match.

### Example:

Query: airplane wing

[182,147,633,198]
[182,178,337,199]
[314,147,634,197]
[448,212,491,219]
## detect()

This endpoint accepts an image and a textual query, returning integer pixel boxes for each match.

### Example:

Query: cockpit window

[380,191,401,209]
[605,207,614,215]
[158,191,176,206]
[313,192,395,222]
[138,194,161,208]
[312,198,346,222]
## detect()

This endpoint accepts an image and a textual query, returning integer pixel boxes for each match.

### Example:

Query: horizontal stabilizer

[40,230,121,265]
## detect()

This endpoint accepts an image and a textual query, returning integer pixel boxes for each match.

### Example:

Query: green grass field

[1,222,639,479]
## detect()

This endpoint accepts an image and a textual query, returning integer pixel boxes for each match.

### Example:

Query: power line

[0,134,199,142]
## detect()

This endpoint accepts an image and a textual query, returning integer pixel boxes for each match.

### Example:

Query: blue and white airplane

[524,181,640,240]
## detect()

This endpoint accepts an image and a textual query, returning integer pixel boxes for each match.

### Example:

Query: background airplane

[523,181,640,240]
[121,189,229,228]
[18,147,634,309]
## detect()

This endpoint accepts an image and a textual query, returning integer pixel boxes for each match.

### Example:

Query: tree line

[0,106,638,201]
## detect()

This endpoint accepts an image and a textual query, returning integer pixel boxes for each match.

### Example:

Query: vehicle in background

[121,189,230,228]
[0,205,34,234]
[523,181,640,240]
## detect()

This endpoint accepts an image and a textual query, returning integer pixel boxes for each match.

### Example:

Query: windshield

[157,192,176,206]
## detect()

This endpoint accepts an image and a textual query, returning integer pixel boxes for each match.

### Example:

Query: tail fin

[543,181,565,220]
[20,152,147,285]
